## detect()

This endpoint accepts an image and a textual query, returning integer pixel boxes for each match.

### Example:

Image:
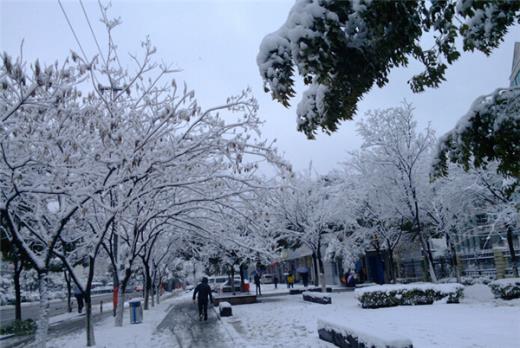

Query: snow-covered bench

[218,302,232,317]
[302,291,331,304]
[318,319,413,348]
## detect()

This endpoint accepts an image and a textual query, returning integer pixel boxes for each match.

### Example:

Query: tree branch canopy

[257,0,520,138]
[433,87,520,179]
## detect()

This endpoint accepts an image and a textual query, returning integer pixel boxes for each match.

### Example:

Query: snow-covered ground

[46,293,182,348]
[45,285,519,348]
[223,284,519,348]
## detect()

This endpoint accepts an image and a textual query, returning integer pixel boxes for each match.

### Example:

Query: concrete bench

[218,302,232,317]
[318,319,413,348]
[302,292,331,304]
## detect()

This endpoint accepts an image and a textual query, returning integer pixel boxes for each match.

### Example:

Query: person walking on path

[73,285,84,314]
[274,276,278,289]
[287,273,294,289]
[254,273,262,296]
[192,277,214,321]
[302,272,309,287]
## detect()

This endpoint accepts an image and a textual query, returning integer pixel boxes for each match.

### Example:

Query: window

[514,71,520,87]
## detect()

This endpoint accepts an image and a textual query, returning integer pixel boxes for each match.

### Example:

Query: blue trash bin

[129,299,143,324]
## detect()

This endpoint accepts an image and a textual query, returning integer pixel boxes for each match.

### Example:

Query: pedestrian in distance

[274,276,278,289]
[302,272,309,287]
[254,273,262,296]
[73,285,84,314]
[344,270,351,287]
[287,273,294,289]
[347,270,357,288]
[192,277,214,321]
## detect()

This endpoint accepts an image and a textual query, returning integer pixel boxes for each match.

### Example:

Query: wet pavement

[156,299,236,348]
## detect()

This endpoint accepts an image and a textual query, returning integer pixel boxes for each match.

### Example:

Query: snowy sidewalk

[155,297,238,347]
[3,291,179,348]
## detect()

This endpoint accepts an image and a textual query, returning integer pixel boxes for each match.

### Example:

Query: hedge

[488,278,520,300]
[356,283,464,309]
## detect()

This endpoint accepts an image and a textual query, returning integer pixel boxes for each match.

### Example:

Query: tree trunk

[317,247,326,292]
[419,233,437,282]
[13,258,22,321]
[115,285,126,327]
[64,270,72,313]
[115,270,130,327]
[34,271,49,348]
[84,255,97,346]
[143,266,151,310]
[387,246,396,283]
[156,272,161,305]
[151,268,156,308]
[506,226,519,277]
[446,233,461,283]
[311,252,319,286]
[411,185,436,282]
[85,292,95,346]
[231,266,236,295]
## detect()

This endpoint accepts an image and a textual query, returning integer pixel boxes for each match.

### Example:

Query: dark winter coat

[193,283,213,303]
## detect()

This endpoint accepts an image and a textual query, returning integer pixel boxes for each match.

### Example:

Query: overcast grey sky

[1,0,519,174]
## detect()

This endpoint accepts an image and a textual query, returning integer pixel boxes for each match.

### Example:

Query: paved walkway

[156,299,236,348]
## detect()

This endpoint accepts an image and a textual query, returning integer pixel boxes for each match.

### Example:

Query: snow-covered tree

[434,87,520,179]
[267,170,343,290]
[354,103,438,281]
[257,0,520,137]
[1,6,289,346]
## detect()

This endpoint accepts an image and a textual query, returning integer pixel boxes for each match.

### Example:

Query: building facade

[510,42,520,87]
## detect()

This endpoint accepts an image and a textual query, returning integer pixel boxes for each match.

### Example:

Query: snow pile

[302,291,332,304]
[356,283,464,308]
[302,291,330,299]
[318,318,413,348]
[219,301,232,309]
[489,278,520,300]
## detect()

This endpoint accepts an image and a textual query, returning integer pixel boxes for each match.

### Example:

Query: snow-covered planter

[317,319,413,348]
[356,283,464,309]
[302,291,331,305]
[219,302,232,317]
[488,278,520,300]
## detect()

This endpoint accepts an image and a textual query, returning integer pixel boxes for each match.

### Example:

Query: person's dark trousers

[198,300,208,320]
[75,294,84,313]
[256,285,261,296]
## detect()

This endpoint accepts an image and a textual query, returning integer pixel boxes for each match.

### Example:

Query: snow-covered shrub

[356,283,464,308]
[0,319,37,336]
[21,291,40,303]
[488,278,520,300]
[0,276,12,306]
[0,292,16,306]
